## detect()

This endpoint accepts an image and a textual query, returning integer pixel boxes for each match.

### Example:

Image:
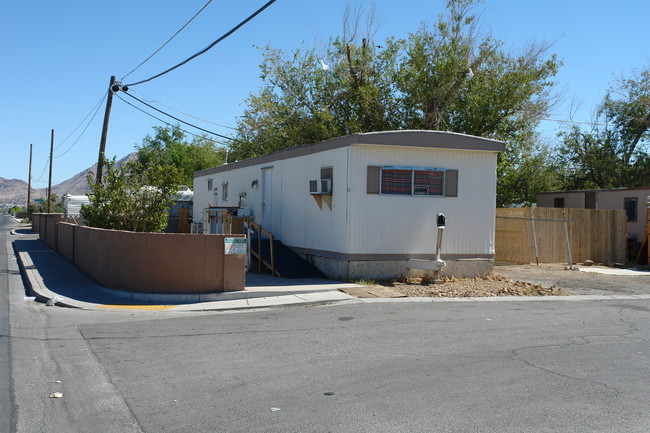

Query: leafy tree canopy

[136,125,226,187]
[229,0,561,206]
[555,66,650,189]
[81,157,182,232]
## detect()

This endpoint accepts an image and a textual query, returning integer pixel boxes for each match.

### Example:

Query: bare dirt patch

[367,274,567,298]
[494,263,650,296]
[353,263,650,298]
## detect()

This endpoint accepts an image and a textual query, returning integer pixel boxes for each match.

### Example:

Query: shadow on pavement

[13,238,353,307]
[14,238,155,305]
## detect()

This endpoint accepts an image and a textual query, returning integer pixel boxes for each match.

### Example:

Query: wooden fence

[495,207,627,264]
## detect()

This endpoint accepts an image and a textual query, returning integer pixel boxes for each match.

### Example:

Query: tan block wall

[56,223,245,293]
[35,213,65,249]
[32,214,41,232]
[56,222,75,262]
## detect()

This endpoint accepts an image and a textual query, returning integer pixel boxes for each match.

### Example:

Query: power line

[121,90,233,140]
[115,93,231,146]
[121,0,214,81]
[55,94,107,158]
[33,157,51,184]
[131,89,237,130]
[540,117,631,128]
[124,0,277,87]
[54,93,107,151]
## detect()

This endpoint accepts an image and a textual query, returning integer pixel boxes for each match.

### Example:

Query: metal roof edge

[537,186,650,195]
[194,130,505,178]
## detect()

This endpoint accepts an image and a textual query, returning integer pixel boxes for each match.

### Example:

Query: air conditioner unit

[320,179,332,194]
[309,180,318,193]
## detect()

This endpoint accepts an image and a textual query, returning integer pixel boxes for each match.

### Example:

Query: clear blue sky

[2,0,648,187]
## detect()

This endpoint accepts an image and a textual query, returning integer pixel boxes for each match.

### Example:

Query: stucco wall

[52,223,245,293]
[32,213,41,232]
[34,213,65,249]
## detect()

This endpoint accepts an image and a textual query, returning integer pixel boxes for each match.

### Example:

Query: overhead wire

[32,158,51,185]
[120,90,233,140]
[55,94,107,158]
[130,89,237,130]
[27,94,107,186]
[54,93,107,151]
[115,93,231,146]
[121,0,214,81]
[123,0,277,87]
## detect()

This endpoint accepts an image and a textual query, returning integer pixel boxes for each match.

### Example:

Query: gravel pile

[374,274,567,298]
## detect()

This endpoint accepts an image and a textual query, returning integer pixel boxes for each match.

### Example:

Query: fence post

[530,207,539,266]
[562,208,573,269]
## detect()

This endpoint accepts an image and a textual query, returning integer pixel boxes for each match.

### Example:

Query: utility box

[63,195,90,218]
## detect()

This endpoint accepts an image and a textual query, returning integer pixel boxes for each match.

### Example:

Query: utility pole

[27,143,33,209]
[96,75,116,184]
[47,130,54,213]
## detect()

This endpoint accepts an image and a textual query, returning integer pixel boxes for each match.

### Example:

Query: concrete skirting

[310,256,494,280]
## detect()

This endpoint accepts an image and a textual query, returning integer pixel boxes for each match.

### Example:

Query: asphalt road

[1,216,18,433]
[3,215,650,432]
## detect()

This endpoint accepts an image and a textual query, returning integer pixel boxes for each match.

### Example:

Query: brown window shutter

[367,166,380,194]
[445,170,458,197]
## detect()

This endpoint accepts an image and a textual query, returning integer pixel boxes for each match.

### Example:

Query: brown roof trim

[195,130,505,178]
[538,186,650,195]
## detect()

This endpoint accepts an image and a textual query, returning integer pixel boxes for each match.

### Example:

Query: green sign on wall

[224,237,247,255]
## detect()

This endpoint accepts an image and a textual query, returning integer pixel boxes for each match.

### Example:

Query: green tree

[81,157,182,232]
[555,67,650,189]
[136,125,227,187]
[31,194,63,214]
[230,0,561,206]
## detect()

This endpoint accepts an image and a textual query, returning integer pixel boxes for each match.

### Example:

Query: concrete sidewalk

[11,229,358,312]
[11,228,650,312]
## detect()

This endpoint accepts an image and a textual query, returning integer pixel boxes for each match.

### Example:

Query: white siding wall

[193,167,265,224]
[193,147,351,252]
[279,148,350,252]
[346,144,498,256]
[194,143,500,257]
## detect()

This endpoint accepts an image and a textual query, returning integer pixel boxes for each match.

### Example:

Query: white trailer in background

[63,194,90,218]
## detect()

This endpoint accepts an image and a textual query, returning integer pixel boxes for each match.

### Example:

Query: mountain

[0,153,136,206]
[0,177,39,206]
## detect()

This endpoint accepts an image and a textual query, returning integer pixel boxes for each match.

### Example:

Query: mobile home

[194,130,505,280]
[537,187,650,244]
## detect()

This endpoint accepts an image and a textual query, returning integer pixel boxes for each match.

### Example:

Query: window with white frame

[207,178,213,191]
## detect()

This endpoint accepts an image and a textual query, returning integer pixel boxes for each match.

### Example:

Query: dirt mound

[371,274,566,298]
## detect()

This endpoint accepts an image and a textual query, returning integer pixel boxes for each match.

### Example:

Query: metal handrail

[244,217,276,276]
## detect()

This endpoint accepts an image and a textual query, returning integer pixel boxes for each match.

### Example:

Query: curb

[11,234,650,311]
[14,248,79,309]
[12,240,355,312]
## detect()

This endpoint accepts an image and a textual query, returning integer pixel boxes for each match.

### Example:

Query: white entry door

[262,168,273,231]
